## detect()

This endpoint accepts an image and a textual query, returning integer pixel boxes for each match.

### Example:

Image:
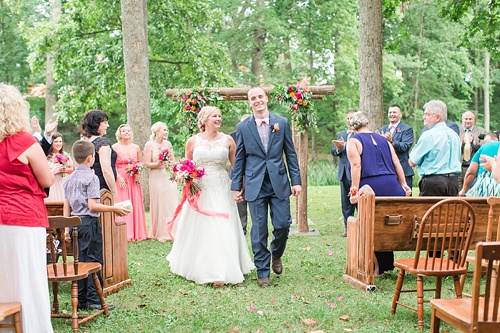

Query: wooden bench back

[344,185,495,290]
[368,195,492,252]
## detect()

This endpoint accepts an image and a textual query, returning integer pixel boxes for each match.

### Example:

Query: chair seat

[0,302,21,320]
[394,257,468,276]
[47,262,101,282]
[431,297,500,325]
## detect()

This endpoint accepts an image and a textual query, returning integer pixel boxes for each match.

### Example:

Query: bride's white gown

[166,134,254,284]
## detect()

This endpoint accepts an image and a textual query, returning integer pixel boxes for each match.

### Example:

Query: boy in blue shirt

[63,140,129,310]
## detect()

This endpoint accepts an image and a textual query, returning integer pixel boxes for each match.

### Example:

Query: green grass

[50,186,464,333]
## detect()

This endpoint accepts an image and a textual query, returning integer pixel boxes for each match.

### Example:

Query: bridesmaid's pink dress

[115,153,148,241]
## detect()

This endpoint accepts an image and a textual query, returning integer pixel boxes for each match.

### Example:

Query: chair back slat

[471,242,500,327]
[46,216,82,277]
[413,198,475,271]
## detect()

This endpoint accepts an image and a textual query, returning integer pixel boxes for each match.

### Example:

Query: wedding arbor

[166,85,335,234]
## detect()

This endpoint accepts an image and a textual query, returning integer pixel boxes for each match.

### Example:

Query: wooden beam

[165,86,334,101]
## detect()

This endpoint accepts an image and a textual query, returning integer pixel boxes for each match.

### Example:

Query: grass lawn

[50,186,464,332]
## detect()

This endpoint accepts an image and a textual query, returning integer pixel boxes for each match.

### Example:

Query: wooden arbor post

[166,86,334,233]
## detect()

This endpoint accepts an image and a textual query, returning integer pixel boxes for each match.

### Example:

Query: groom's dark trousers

[248,173,291,279]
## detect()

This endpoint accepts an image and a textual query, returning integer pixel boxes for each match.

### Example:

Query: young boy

[63,140,129,310]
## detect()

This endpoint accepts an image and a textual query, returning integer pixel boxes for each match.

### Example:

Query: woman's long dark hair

[47,132,64,158]
[81,109,108,138]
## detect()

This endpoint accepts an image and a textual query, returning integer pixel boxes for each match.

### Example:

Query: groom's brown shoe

[271,256,282,275]
[257,277,270,287]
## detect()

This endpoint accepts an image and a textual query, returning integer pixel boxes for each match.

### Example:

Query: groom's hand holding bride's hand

[233,190,244,203]
[292,185,302,197]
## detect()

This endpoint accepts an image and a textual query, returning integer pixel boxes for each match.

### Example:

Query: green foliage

[307,160,339,186]
[438,0,500,58]
[383,1,477,131]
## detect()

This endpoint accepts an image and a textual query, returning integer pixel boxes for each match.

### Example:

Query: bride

[166,106,254,286]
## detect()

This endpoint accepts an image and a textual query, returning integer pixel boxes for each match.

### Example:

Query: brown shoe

[271,256,282,275]
[341,231,347,237]
[257,277,270,287]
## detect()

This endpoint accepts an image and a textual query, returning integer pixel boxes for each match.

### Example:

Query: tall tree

[359,0,384,128]
[121,0,151,205]
[45,0,61,123]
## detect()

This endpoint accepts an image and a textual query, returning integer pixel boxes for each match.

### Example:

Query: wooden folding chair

[430,241,500,332]
[47,216,109,332]
[390,198,476,330]
[0,302,22,333]
[461,196,500,293]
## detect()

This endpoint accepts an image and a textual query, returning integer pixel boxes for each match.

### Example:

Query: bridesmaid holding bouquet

[45,132,74,202]
[143,122,178,241]
[112,124,147,241]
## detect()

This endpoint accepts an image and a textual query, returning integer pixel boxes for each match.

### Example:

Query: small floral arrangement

[158,148,170,162]
[395,127,401,133]
[170,158,205,197]
[52,153,69,177]
[270,84,316,134]
[271,122,280,133]
[125,159,145,184]
[176,87,221,139]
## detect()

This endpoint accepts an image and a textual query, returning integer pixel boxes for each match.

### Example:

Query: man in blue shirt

[409,100,461,196]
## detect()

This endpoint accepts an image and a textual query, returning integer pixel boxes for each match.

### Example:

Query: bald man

[458,111,486,188]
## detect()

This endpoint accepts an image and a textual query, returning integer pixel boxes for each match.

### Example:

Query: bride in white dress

[167,106,254,286]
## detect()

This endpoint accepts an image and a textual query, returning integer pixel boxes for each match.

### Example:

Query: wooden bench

[45,189,131,296]
[343,185,496,291]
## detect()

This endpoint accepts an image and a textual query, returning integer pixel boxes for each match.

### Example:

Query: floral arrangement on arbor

[270,84,317,133]
[125,159,145,184]
[176,88,221,138]
[170,158,205,197]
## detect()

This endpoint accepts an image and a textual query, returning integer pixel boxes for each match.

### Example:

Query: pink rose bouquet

[52,153,69,177]
[170,158,205,197]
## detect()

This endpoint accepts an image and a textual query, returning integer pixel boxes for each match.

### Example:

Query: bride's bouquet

[170,158,205,197]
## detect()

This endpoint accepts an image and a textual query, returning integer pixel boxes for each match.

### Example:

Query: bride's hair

[197,106,219,132]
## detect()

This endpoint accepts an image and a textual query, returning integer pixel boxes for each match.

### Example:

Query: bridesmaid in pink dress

[45,132,74,202]
[143,122,178,241]
[112,124,148,241]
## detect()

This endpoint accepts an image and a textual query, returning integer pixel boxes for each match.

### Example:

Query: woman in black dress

[81,110,117,198]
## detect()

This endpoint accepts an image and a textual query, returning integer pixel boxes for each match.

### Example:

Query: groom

[231,86,302,287]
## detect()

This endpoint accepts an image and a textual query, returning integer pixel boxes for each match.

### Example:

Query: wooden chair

[0,302,22,333]
[461,196,500,293]
[390,198,476,330]
[47,216,109,332]
[430,241,500,332]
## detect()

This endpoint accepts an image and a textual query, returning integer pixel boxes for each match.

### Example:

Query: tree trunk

[251,0,265,84]
[413,11,424,131]
[484,49,490,131]
[359,0,384,129]
[121,0,152,209]
[45,0,61,124]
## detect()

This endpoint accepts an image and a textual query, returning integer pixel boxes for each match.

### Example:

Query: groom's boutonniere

[271,123,280,133]
[395,127,401,133]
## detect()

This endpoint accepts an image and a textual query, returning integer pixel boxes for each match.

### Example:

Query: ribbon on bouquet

[166,180,229,240]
